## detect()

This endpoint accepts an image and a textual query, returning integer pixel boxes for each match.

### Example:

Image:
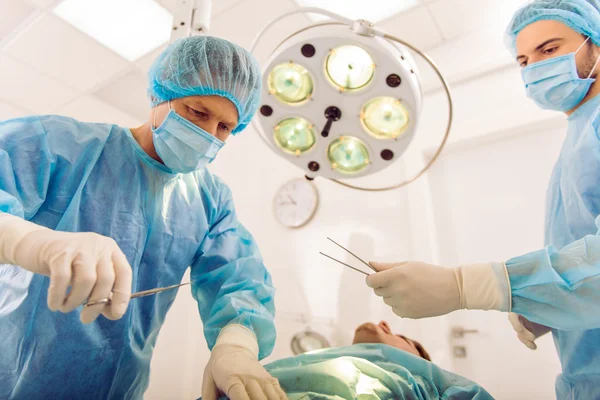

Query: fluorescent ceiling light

[294,0,421,23]
[53,0,172,62]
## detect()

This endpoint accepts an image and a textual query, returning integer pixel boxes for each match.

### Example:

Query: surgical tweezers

[84,282,191,307]
[319,237,379,276]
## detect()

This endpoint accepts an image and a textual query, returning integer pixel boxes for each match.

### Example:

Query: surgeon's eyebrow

[221,118,237,130]
[516,38,564,62]
[193,99,237,128]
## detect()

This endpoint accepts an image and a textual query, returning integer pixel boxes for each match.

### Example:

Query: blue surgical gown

[210,344,493,399]
[497,94,600,398]
[0,115,276,399]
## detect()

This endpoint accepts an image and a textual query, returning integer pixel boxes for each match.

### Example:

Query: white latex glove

[0,213,132,323]
[366,261,511,318]
[202,325,287,400]
[508,313,551,350]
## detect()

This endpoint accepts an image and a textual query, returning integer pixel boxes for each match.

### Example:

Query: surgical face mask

[151,101,224,174]
[522,37,600,112]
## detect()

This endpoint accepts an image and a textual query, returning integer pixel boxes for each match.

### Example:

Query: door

[427,126,566,399]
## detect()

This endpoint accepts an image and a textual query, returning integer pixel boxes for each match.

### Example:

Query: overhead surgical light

[251,8,453,191]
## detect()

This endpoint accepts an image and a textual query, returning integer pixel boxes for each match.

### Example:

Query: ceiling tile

[95,69,150,121]
[57,95,143,127]
[427,0,529,41]
[156,0,245,17]
[0,0,36,42]
[0,55,78,113]
[24,0,60,8]
[213,0,245,16]
[0,101,29,120]
[210,0,311,62]
[295,0,421,23]
[155,0,174,11]
[142,0,292,66]
[4,14,129,92]
[414,27,513,93]
[135,43,167,75]
[377,5,444,50]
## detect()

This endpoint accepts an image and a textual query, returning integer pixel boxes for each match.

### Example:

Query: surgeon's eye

[543,46,558,56]
[519,61,528,68]
[187,107,208,119]
[218,122,230,132]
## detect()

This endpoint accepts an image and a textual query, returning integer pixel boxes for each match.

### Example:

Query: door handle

[451,326,479,338]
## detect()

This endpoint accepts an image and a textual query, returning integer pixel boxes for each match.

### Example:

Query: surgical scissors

[319,237,379,276]
[84,282,191,307]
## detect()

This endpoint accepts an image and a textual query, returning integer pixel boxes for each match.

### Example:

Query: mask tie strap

[576,37,591,53]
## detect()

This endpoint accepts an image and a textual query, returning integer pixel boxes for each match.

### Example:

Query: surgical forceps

[84,282,191,307]
[319,237,379,276]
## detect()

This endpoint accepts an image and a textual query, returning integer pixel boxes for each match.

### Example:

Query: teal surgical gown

[0,115,276,399]
[499,94,600,398]
[209,344,492,399]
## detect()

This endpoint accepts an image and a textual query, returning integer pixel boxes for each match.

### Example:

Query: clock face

[273,179,319,228]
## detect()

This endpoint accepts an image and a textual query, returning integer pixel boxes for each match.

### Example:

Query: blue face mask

[151,101,224,174]
[522,38,600,112]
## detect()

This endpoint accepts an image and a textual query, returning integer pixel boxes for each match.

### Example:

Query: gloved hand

[0,213,132,323]
[202,325,287,400]
[508,313,551,350]
[366,261,511,318]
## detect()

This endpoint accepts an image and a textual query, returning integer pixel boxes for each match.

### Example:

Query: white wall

[427,126,565,399]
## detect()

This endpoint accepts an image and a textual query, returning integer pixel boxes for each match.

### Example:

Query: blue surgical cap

[505,0,600,56]
[148,36,262,134]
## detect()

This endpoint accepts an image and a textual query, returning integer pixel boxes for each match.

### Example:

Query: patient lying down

[353,320,431,361]
[209,321,493,400]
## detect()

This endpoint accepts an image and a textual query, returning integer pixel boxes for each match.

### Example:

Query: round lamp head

[361,96,410,139]
[274,117,317,155]
[268,62,314,104]
[325,45,375,91]
[327,136,370,174]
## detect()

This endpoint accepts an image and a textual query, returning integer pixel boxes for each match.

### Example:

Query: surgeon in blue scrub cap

[0,36,287,400]
[365,1,600,398]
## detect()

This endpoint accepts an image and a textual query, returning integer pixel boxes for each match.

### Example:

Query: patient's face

[352,321,422,358]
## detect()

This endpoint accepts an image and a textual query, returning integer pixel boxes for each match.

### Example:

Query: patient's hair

[398,335,431,361]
